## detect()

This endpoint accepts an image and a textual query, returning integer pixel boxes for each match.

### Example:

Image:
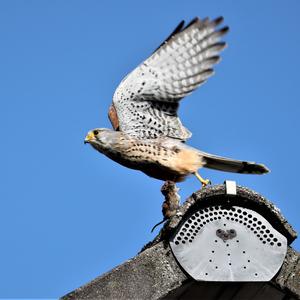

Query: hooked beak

[84,131,95,144]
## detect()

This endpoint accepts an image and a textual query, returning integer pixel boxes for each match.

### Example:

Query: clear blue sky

[1,0,300,298]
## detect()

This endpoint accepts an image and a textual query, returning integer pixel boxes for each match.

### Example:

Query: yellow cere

[85,131,95,142]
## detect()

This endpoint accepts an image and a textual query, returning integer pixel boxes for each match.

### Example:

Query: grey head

[84,128,121,154]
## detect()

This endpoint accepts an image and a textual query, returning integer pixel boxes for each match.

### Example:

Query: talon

[194,171,211,188]
[202,179,211,187]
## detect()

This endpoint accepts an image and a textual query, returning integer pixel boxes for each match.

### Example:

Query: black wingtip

[173,20,186,34]
[219,26,230,35]
[153,16,228,54]
[212,16,224,26]
[185,17,201,29]
[153,19,185,53]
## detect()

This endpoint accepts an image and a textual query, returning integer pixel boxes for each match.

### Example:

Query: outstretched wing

[111,17,228,140]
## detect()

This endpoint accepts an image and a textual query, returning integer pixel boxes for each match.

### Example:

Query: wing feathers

[112,17,228,140]
[153,20,185,53]
[152,20,225,67]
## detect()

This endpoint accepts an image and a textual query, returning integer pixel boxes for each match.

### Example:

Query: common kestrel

[84,17,269,186]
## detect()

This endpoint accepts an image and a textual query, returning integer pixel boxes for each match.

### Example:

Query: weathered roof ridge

[61,183,300,300]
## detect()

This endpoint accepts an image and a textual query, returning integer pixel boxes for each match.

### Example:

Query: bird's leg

[194,171,211,187]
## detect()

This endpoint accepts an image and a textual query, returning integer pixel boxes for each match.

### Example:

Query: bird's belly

[105,147,201,182]
[141,165,188,182]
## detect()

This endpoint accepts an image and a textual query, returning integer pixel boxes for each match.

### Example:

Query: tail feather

[199,151,270,175]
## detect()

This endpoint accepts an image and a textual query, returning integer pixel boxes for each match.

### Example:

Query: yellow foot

[194,172,211,188]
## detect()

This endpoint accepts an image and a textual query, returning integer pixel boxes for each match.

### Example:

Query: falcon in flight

[85,16,269,186]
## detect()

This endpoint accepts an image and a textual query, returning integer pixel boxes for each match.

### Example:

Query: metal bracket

[225,180,237,195]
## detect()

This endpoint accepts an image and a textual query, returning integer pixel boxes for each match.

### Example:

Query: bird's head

[84,128,111,144]
[84,128,118,152]
[84,128,101,144]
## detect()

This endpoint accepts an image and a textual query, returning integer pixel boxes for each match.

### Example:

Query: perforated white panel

[169,205,287,281]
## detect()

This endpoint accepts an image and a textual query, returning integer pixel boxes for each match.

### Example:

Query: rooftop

[61,183,300,300]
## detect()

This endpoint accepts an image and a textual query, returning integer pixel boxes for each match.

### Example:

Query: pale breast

[118,139,204,176]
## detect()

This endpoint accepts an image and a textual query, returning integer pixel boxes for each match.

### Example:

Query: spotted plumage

[111,17,228,141]
[86,17,269,185]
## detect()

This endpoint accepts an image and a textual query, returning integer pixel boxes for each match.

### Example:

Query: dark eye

[93,130,99,135]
